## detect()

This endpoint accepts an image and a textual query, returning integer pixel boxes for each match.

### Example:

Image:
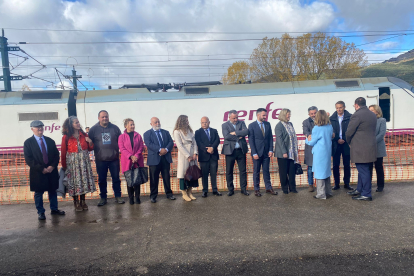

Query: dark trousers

[333,144,351,187]
[370,157,385,190]
[127,186,141,200]
[225,149,247,192]
[34,190,58,214]
[277,158,296,193]
[149,155,173,200]
[96,159,122,198]
[199,158,219,193]
[253,155,272,190]
[356,163,373,198]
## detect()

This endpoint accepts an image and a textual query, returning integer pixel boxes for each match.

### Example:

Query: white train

[1,77,413,150]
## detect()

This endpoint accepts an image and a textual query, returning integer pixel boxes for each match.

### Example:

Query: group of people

[23,96,387,220]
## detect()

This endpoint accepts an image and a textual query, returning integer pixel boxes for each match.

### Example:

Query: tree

[221,61,252,84]
[223,32,368,83]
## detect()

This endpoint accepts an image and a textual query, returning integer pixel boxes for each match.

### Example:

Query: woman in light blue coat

[305,110,333,199]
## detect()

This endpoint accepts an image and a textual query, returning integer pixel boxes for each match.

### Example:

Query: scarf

[281,121,299,163]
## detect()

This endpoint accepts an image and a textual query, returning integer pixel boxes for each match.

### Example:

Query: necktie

[156,131,164,148]
[260,123,265,137]
[205,129,210,140]
[40,138,48,164]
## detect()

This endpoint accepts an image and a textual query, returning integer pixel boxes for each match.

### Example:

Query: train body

[1,77,413,149]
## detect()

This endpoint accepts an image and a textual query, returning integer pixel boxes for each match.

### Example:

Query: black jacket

[195,127,220,162]
[24,136,60,192]
[330,110,352,156]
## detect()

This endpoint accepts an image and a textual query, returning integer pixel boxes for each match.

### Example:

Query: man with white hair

[24,120,65,220]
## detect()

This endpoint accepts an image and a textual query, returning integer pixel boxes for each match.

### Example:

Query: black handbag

[295,163,304,175]
[124,166,148,187]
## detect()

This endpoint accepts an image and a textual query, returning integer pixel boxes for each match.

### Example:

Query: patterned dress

[65,137,96,196]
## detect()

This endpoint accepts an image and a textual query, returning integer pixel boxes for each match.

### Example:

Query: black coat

[330,110,352,156]
[24,136,60,192]
[195,127,220,162]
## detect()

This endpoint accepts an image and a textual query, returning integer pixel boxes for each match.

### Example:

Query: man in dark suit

[346,97,377,201]
[303,106,317,192]
[23,120,65,220]
[143,117,176,203]
[330,101,353,190]
[248,108,277,197]
[195,116,222,197]
[222,110,250,196]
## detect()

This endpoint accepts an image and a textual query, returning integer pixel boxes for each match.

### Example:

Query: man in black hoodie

[330,101,353,190]
[88,110,124,206]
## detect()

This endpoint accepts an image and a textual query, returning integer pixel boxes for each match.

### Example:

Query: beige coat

[173,130,198,179]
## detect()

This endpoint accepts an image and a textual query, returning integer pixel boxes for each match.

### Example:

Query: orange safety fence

[1,131,413,204]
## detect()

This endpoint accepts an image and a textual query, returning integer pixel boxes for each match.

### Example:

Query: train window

[378,87,391,122]
[184,87,209,95]
[22,92,63,100]
[334,80,360,88]
[19,112,59,121]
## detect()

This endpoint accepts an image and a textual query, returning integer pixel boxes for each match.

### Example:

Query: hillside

[360,58,414,86]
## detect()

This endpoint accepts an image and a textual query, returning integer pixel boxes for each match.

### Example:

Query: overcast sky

[0,0,413,90]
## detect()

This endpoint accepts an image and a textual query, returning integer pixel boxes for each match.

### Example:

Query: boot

[127,186,134,205]
[73,196,83,212]
[187,187,196,201]
[80,194,88,210]
[181,190,192,202]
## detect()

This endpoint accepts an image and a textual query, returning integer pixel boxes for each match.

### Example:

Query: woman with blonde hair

[61,116,96,211]
[118,118,145,204]
[274,109,299,194]
[305,110,334,199]
[369,105,387,192]
[173,115,199,201]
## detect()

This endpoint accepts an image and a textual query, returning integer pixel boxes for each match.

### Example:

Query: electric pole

[0,29,12,92]
[64,66,82,92]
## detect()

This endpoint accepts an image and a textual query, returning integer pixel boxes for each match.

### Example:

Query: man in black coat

[248,108,277,197]
[330,101,353,190]
[24,120,65,220]
[195,116,222,197]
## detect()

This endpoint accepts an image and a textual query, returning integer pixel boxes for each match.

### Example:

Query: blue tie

[156,131,163,147]
[205,129,210,140]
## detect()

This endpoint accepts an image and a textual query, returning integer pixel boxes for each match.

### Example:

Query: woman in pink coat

[118,118,144,204]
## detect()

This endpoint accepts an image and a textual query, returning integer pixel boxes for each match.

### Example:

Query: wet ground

[1,182,414,276]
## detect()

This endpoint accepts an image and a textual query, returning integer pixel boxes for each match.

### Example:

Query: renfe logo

[223,102,282,121]
[44,123,61,133]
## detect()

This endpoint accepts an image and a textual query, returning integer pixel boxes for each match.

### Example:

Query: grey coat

[345,106,377,164]
[302,117,315,166]
[221,120,249,155]
[375,117,387,158]
[274,121,291,158]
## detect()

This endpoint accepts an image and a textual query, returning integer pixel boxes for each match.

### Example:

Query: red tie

[40,138,48,164]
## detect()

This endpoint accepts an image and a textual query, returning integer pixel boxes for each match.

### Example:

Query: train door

[378,87,391,122]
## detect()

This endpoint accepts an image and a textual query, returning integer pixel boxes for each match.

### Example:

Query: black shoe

[332,186,340,190]
[167,196,176,200]
[135,197,141,204]
[97,198,107,206]
[241,190,250,196]
[129,198,134,205]
[38,213,46,220]
[291,190,298,193]
[202,192,208,198]
[326,194,333,199]
[376,188,383,192]
[227,191,235,196]
[213,191,222,196]
[352,195,372,201]
[344,186,354,190]
[51,210,65,215]
[151,198,157,203]
[283,191,289,194]
[347,190,360,196]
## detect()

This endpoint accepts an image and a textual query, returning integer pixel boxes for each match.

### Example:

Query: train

[1,77,413,150]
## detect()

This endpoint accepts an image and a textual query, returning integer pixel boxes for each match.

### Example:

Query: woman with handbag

[61,116,96,211]
[274,109,299,194]
[118,118,145,205]
[173,115,199,202]
[369,105,387,192]
[305,110,334,199]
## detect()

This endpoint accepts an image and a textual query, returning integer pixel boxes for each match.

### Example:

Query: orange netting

[1,131,413,204]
